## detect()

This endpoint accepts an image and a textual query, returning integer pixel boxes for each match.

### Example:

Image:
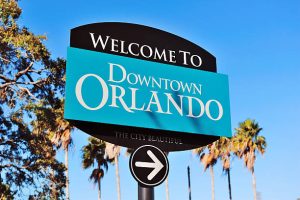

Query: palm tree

[105,143,121,200]
[194,142,219,200]
[165,176,170,200]
[216,137,233,200]
[82,137,108,200]
[125,148,134,156]
[165,152,170,200]
[50,104,73,200]
[232,119,266,200]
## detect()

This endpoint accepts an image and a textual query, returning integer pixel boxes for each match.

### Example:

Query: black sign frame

[67,22,220,151]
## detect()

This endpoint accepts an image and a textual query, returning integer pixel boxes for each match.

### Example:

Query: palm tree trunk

[227,169,232,200]
[210,165,215,200]
[187,166,191,200]
[252,169,257,200]
[115,156,121,200]
[98,178,101,200]
[65,147,70,200]
[165,176,170,200]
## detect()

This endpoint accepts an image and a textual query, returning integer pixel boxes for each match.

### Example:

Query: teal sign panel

[64,47,231,137]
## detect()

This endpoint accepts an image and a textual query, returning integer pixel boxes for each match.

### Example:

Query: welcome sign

[64,23,231,151]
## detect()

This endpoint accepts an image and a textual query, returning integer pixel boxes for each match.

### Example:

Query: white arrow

[135,150,164,181]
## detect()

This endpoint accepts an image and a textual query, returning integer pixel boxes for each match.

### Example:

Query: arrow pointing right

[135,150,164,181]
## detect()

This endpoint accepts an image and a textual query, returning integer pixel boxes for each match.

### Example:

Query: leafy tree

[0,182,14,200]
[28,99,73,200]
[232,119,266,200]
[0,0,66,198]
[82,137,108,200]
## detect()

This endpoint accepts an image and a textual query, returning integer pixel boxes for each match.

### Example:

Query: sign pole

[138,184,154,200]
[131,145,168,200]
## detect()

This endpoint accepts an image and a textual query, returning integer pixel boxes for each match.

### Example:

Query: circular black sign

[129,145,169,187]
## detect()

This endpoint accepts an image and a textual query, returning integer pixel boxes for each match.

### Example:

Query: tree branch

[14,61,34,81]
[0,140,15,146]
[19,79,45,85]
[0,56,11,63]
[0,163,30,170]
[16,85,39,101]
[28,69,45,74]
[0,82,15,89]
[0,74,13,82]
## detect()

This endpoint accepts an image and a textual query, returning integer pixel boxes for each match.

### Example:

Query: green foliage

[82,137,108,184]
[194,141,219,171]
[0,0,68,198]
[194,119,267,173]
[125,148,134,156]
[213,137,232,172]
[28,99,73,151]
[232,119,267,172]
[0,0,21,26]
[0,182,14,200]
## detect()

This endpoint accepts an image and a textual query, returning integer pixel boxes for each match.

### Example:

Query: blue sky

[18,0,300,199]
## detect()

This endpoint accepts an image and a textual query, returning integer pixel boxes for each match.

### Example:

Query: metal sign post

[130,145,169,200]
[138,185,154,200]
